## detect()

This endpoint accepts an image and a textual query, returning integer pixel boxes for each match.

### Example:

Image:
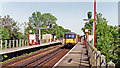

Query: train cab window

[65,34,76,39]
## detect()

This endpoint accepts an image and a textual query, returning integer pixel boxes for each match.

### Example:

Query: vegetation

[82,12,120,67]
[24,11,71,39]
[0,11,71,40]
[0,15,26,40]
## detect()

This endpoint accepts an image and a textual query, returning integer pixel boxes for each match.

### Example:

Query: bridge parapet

[86,41,115,68]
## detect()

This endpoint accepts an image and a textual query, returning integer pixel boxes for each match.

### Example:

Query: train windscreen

[65,34,76,39]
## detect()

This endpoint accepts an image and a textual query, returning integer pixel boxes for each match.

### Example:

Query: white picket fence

[86,41,115,68]
[0,39,28,49]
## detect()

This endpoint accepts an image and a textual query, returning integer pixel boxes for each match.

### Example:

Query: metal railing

[86,41,115,68]
[0,39,28,49]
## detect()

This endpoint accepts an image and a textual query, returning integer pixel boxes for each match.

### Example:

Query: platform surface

[54,42,90,68]
[0,41,61,55]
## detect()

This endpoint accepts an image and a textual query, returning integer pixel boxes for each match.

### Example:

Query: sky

[0,0,119,35]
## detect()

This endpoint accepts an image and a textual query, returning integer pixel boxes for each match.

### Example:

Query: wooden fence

[86,41,115,68]
[0,39,28,49]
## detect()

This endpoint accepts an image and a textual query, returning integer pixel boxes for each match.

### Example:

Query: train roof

[65,32,76,34]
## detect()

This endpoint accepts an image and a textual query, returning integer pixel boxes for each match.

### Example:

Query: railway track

[2,45,70,68]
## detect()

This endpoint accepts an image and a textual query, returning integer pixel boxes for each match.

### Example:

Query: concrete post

[5,40,7,49]
[27,40,29,46]
[19,39,21,47]
[101,55,106,68]
[94,52,97,66]
[25,40,26,46]
[107,61,115,68]
[9,40,11,48]
[0,40,2,49]
[13,40,15,48]
[96,51,101,68]
[93,51,96,66]
[22,39,24,46]
[16,40,18,47]
[91,51,94,67]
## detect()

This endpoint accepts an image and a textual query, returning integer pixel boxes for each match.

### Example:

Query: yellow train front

[64,32,78,47]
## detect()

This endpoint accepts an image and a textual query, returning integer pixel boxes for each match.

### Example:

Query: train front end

[64,32,77,47]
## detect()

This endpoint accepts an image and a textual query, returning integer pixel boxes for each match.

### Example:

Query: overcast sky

[0,0,119,35]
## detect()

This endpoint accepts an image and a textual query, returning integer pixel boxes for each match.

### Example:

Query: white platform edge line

[52,42,80,68]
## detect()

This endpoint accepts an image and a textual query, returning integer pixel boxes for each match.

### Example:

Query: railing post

[22,39,24,46]
[25,40,26,46]
[94,52,97,67]
[107,61,115,68]
[5,40,7,49]
[13,40,15,48]
[0,40,2,49]
[27,40,28,46]
[16,40,18,47]
[19,39,21,47]
[91,49,95,67]
[96,51,101,68]
[101,55,106,68]
[9,40,11,48]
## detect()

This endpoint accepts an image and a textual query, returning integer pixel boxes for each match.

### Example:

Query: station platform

[54,42,90,68]
[0,41,61,55]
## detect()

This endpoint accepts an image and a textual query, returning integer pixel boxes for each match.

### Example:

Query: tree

[41,13,57,29]
[87,12,92,19]
[82,12,120,67]
[0,27,9,39]
[1,15,23,40]
[82,12,93,35]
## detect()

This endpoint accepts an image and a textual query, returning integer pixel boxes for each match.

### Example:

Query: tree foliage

[82,12,120,67]
[0,15,26,40]
[24,11,71,39]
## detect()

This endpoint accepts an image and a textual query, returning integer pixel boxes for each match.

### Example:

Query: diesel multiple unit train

[64,32,78,47]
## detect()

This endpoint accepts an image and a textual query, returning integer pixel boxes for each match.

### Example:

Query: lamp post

[93,0,96,47]
[28,22,30,45]
[83,19,89,41]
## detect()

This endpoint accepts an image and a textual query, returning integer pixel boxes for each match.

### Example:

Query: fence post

[96,51,101,68]
[0,40,2,49]
[93,50,96,66]
[9,40,11,48]
[25,40,27,46]
[22,39,24,46]
[107,61,115,68]
[16,40,18,47]
[27,40,29,46]
[5,40,7,49]
[13,40,15,48]
[91,49,95,67]
[101,55,106,68]
[94,52,97,67]
[19,39,21,47]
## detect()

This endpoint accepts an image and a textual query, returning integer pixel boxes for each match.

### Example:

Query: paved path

[54,42,90,68]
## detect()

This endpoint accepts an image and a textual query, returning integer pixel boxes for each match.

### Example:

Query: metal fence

[86,41,115,68]
[0,39,28,49]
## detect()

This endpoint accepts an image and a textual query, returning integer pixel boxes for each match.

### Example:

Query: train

[64,32,78,47]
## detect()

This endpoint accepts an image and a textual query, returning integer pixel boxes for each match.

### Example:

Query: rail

[86,41,115,68]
